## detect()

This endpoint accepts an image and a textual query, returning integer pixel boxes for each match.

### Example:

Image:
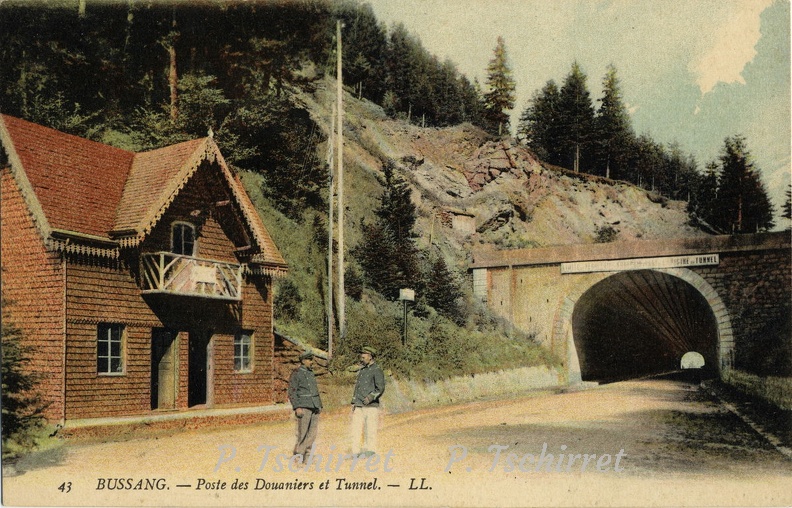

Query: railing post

[159,252,165,290]
[238,264,244,299]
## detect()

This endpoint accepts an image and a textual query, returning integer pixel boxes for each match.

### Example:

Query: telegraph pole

[336,20,346,340]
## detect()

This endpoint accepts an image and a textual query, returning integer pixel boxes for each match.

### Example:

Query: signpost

[399,288,415,346]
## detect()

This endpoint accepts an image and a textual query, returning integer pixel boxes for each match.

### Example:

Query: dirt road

[3,378,791,507]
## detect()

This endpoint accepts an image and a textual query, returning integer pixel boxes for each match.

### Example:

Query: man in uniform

[350,346,385,457]
[288,351,322,463]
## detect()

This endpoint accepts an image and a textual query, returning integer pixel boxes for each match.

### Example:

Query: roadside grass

[722,369,792,411]
[715,370,792,449]
[318,365,562,414]
[2,423,64,462]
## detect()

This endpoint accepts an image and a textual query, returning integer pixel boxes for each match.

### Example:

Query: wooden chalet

[0,114,289,423]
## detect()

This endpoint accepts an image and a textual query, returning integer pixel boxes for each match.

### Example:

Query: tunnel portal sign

[560,253,720,274]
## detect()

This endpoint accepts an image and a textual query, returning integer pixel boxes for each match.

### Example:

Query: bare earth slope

[298,79,706,268]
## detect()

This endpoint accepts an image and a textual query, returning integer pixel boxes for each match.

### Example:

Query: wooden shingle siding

[244,277,275,400]
[210,278,275,405]
[66,263,159,325]
[176,330,189,409]
[1,170,66,420]
[64,323,153,418]
[144,164,240,262]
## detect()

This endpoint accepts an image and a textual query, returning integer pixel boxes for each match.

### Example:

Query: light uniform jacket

[288,365,322,410]
[351,362,385,407]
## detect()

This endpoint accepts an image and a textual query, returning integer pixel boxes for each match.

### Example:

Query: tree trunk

[168,39,178,121]
[168,12,179,122]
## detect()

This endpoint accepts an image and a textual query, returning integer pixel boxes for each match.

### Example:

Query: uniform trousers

[350,406,379,455]
[294,409,320,458]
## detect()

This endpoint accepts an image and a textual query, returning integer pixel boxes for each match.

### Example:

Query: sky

[365,0,791,223]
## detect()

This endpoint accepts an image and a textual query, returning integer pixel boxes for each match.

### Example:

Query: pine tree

[375,160,418,243]
[558,62,596,172]
[593,65,634,179]
[482,36,516,136]
[458,75,484,127]
[2,300,45,450]
[688,161,720,231]
[384,23,420,121]
[714,136,775,233]
[338,2,388,104]
[423,255,464,325]
[517,80,562,165]
[354,160,420,300]
[783,185,791,225]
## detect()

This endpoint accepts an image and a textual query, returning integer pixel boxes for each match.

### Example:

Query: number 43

[58,482,72,493]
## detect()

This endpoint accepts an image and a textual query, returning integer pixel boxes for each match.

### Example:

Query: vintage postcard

[1,1,790,507]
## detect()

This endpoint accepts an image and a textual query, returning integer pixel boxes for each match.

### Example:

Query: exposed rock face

[298,79,707,271]
[462,140,542,191]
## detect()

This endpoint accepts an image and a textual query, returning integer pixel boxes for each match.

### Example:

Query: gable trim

[0,116,53,244]
[115,138,287,271]
[115,139,216,248]
[49,228,120,259]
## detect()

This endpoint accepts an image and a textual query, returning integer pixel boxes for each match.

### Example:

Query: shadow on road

[435,379,791,477]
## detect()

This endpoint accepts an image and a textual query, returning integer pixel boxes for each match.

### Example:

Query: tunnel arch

[554,268,733,383]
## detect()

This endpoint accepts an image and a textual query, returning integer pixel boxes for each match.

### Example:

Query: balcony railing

[140,252,244,301]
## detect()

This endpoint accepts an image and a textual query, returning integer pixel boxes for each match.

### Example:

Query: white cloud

[689,0,773,94]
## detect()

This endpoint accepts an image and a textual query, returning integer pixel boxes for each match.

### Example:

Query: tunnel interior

[571,270,719,383]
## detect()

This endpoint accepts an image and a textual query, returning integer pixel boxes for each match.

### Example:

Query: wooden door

[152,329,178,410]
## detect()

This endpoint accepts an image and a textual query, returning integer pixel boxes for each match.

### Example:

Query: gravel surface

[3,378,791,507]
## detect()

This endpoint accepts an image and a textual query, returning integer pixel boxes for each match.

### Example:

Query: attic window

[172,222,196,256]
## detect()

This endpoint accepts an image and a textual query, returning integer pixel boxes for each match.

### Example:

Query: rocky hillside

[297,79,705,270]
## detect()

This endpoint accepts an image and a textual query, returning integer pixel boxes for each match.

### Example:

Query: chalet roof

[0,114,134,239]
[0,114,286,272]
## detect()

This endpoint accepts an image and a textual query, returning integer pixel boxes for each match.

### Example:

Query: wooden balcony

[140,252,244,301]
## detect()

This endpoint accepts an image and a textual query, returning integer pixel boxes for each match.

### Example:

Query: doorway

[188,329,213,407]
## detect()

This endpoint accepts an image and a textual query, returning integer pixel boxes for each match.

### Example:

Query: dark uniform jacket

[351,362,385,407]
[288,365,322,411]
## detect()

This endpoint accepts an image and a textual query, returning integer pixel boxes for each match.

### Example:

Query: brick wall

[1,169,66,420]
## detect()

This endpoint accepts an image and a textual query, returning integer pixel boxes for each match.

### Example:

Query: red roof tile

[114,138,206,234]
[1,114,133,238]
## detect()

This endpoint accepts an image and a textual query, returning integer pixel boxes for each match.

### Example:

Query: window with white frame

[171,222,196,256]
[234,330,253,372]
[97,323,125,374]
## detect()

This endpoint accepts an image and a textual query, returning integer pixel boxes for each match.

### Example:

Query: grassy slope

[238,78,703,380]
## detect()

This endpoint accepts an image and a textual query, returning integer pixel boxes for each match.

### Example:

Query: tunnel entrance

[571,270,719,383]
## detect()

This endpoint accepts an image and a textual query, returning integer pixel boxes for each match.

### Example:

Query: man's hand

[295,407,304,418]
[362,396,370,405]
